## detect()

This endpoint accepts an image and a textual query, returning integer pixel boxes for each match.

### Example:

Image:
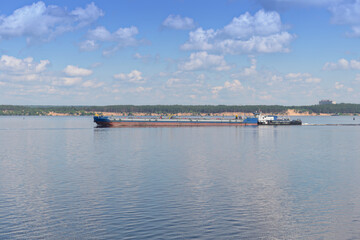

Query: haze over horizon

[1,0,360,106]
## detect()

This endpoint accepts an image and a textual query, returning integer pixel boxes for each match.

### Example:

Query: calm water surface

[1,116,360,239]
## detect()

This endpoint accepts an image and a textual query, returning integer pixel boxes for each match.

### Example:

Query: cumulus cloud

[0,55,50,83]
[80,26,141,55]
[133,52,160,63]
[113,70,145,83]
[230,56,258,78]
[179,51,230,71]
[61,77,82,86]
[334,81,354,92]
[335,81,344,89]
[79,40,99,51]
[224,10,282,38]
[166,78,182,87]
[329,0,360,37]
[224,79,244,91]
[323,58,360,70]
[285,72,321,83]
[212,80,244,95]
[305,77,321,83]
[286,72,311,78]
[181,28,216,51]
[256,0,342,9]
[267,75,283,86]
[134,86,152,93]
[63,65,93,77]
[181,10,295,55]
[82,80,104,88]
[0,1,103,42]
[242,57,257,76]
[162,15,195,30]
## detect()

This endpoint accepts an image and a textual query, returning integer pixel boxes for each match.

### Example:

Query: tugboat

[255,113,302,125]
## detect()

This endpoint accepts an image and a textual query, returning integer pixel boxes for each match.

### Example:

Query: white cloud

[79,40,99,51]
[133,52,159,63]
[134,87,152,93]
[211,86,224,95]
[305,77,321,83]
[35,60,50,72]
[285,72,321,83]
[63,65,93,77]
[81,26,141,55]
[350,59,360,69]
[181,28,216,51]
[51,76,83,86]
[224,79,244,91]
[215,32,294,54]
[224,10,281,38]
[0,2,103,42]
[259,94,273,100]
[166,78,182,87]
[82,80,104,88]
[87,26,114,41]
[162,15,195,30]
[0,55,49,73]
[286,72,311,78]
[212,80,244,95]
[0,55,50,83]
[267,75,283,86]
[323,58,349,70]
[257,0,342,9]
[231,56,258,78]
[241,57,257,76]
[323,58,360,70]
[179,51,230,71]
[181,10,295,55]
[62,77,82,86]
[197,73,205,80]
[113,70,145,83]
[329,0,360,36]
[335,81,344,89]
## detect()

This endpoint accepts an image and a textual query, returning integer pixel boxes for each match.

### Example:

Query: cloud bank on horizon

[0,0,360,105]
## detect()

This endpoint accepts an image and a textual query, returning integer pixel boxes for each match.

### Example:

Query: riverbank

[2,105,359,116]
[89,109,332,117]
[9,109,336,117]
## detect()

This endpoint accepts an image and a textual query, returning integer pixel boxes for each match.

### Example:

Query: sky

[1,0,360,105]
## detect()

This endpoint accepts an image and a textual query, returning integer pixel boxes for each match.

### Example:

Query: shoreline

[48,109,335,117]
[2,109,358,117]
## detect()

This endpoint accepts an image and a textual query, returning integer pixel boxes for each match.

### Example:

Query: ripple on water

[1,117,360,239]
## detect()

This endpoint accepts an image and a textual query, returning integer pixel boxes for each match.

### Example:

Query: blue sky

[1,0,360,105]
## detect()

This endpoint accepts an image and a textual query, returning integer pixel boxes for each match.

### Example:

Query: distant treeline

[1,104,360,115]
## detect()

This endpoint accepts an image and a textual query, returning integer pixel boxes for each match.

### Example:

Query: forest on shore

[1,104,360,116]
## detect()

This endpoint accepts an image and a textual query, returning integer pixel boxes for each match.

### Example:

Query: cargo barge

[94,113,302,127]
[94,115,258,127]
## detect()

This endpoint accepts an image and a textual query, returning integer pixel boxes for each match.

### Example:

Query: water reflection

[1,117,360,239]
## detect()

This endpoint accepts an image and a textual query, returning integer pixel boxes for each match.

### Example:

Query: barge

[94,113,302,127]
[94,115,258,127]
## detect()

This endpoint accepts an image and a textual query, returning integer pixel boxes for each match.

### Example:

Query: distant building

[319,100,336,105]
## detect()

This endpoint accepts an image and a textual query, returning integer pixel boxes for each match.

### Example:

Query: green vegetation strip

[1,104,360,116]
